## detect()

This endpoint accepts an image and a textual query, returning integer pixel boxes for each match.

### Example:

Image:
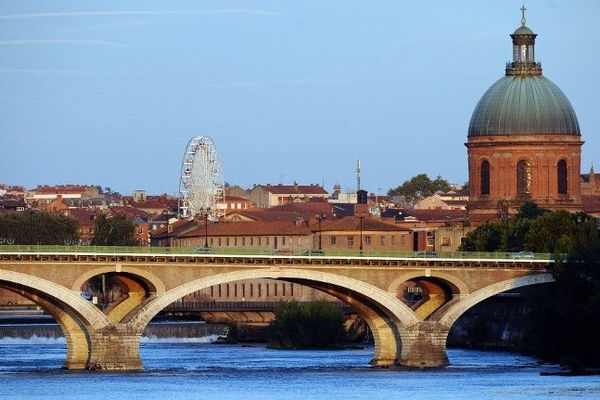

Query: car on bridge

[194,247,213,254]
[511,251,535,259]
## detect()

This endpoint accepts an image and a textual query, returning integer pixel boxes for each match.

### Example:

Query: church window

[480,160,490,195]
[558,160,568,194]
[517,160,531,194]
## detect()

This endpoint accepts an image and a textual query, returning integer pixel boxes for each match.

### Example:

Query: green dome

[468,75,581,137]
[513,25,535,35]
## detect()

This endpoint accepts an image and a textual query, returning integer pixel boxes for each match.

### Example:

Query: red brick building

[466,16,583,221]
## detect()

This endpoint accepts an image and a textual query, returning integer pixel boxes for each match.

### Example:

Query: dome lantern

[506,4,542,76]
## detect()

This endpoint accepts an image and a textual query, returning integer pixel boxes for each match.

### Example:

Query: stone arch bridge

[0,251,553,370]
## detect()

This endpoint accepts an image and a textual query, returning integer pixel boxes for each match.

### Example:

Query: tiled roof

[318,217,410,232]
[179,221,311,238]
[109,206,149,220]
[0,199,26,208]
[62,209,99,227]
[225,209,305,222]
[259,184,328,195]
[268,202,336,218]
[133,199,170,209]
[150,218,199,239]
[582,196,600,213]
[34,184,94,194]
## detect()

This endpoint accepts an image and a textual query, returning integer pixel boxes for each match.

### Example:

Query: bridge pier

[87,325,143,370]
[397,322,450,368]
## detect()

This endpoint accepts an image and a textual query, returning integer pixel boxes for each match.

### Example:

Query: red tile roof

[582,195,600,213]
[109,206,149,220]
[225,209,305,222]
[318,217,410,232]
[260,184,328,195]
[179,221,311,238]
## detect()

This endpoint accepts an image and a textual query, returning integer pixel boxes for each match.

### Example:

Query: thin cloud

[0,68,132,76]
[0,39,126,48]
[0,10,282,20]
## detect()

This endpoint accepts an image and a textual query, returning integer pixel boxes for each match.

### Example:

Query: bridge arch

[71,266,166,295]
[437,273,554,328]
[129,268,419,330]
[387,271,470,297]
[126,268,420,367]
[0,268,110,329]
[0,268,113,369]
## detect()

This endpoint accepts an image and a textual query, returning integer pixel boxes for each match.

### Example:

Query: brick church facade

[466,9,584,221]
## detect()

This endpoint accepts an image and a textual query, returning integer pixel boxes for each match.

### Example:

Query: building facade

[466,12,583,221]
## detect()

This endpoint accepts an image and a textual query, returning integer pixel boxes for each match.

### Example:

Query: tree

[387,174,451,199]
[523,222,600,369]
[267,300,347,348]
[0,211,79,245]
[91,213,138,246]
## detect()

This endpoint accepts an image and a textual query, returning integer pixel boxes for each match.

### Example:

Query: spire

[591,163,595,175]
[520,2,527,27]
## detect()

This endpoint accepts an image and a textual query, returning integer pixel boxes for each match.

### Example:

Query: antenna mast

[356,159,361,192]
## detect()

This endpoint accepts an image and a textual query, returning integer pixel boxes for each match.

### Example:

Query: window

[558,159,568,194]
[347,236,354,246]
[517,160,531,194]
[441,237,452,247]
[381,236,386,246]
[330,236,337,245]
[481,160,490,195]
[365,236,372,245]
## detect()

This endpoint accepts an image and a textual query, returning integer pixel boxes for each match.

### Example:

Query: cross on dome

[520,3,527,26]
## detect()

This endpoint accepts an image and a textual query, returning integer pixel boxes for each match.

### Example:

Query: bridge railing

[0,245,552,260]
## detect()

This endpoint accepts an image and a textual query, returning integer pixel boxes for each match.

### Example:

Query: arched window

[558,159,568,194]
[480,160,490,196]
[517,160,531,195]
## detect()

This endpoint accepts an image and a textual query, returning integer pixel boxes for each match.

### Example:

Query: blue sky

[1,0,598,195]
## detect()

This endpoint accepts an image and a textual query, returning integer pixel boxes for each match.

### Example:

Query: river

[1,337,599,400]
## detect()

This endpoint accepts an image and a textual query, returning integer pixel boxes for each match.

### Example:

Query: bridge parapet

[0,251,552,270]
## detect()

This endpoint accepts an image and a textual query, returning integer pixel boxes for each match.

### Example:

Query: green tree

[523,225,600,369]
[523,210,576,254]
[387,174,451,199]
[91,213,138,246]
[0,211,79,245]
[267,300,347,348]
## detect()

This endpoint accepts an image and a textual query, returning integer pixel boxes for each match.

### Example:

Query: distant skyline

[1,0,599,195]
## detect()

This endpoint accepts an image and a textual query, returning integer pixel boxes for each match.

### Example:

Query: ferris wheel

[178,136,226,219]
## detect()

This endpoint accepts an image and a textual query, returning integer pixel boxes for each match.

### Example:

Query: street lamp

[358,214,365,256]
[199,207,211,248]
[316,213,327,251]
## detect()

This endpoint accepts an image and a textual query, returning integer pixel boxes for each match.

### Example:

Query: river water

[0,337,599,400]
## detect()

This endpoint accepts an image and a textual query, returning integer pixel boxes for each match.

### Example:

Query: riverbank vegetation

[267,301,348,349]
[462,203,600,369]
[0,211,78,244]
